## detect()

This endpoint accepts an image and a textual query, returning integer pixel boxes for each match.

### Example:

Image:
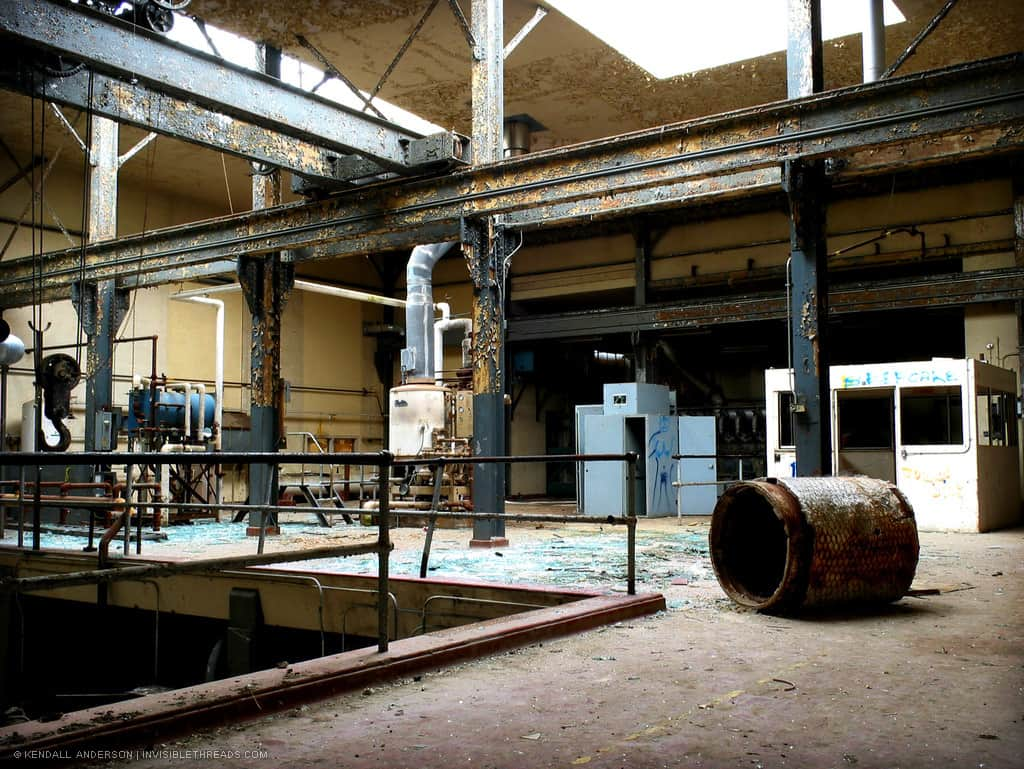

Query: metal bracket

[71,280,129,338]
[237,254,295,317]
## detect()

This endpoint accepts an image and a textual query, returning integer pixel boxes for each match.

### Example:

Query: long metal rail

[0,54,1020,307]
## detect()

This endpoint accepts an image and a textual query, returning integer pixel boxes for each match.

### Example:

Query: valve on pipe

[709,476,919,614]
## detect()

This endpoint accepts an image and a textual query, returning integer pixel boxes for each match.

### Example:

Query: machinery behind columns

[382,243,476,514]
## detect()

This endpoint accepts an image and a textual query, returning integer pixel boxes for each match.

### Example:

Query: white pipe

[433,315,473,386]
[294,279,409,309]
[192,382,207,439]
[167,382,192,440]
[863,0,886,82]
[158,443,209,518]
[186,296,224,452]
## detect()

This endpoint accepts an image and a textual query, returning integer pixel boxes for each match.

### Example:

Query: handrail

[0,448,642,656]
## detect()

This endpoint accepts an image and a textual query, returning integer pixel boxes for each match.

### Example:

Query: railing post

[124,461,134,555]
[377,451,392,653]
[626,452,637,595]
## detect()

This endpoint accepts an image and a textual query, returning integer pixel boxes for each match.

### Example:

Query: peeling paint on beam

[507,267,1024,341]
[0,56,1022,308]
[0,0,422,169]
[2,68,349,181]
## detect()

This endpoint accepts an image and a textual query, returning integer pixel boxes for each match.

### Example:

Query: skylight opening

[545,0,907,80]
[167,18,442,136]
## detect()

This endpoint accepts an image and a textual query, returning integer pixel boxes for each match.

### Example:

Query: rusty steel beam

[0,55,1021,309]
[0,0,463,173]
[0,66,352,182]
[506,267,1024,341]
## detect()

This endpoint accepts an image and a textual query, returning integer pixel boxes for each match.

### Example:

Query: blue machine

[125,388,215,436]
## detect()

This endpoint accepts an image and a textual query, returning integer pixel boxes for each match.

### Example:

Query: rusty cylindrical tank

[709,477,919,613]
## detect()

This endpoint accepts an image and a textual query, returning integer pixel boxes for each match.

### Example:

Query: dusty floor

[58,508,1024,769]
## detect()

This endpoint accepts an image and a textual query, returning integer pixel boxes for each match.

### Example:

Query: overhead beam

[506,267,1024,342]
[0,67,348,182]
[0,55,1022,308]
[0,0,457,172]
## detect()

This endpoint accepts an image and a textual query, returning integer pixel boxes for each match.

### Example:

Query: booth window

[900,386,963,445]
[977,388,1019,447]
[778,391,795,448]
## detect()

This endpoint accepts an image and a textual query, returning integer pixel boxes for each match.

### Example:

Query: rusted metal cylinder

[710,477,919,613]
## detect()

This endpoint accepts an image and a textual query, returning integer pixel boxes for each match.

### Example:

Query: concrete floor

[74,522,1023,769]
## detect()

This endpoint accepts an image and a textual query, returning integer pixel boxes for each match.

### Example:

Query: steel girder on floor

[0,55,1021,308]
[506,267,1024,342]
[0,0,467,179]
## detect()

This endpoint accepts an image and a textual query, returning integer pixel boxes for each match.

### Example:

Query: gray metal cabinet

[678,416,717,515]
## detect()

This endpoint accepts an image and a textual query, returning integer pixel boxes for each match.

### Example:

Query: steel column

[78,117,127,455]
[787,0,823,99]
[471,0,503,164]
[464,220,509,545]
[241,46,292,533]
[785,0,830,476]
[785,159,831,476]
[633,227,651,383]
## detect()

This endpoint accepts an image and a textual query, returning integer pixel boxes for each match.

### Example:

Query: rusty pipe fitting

[710,476,919,613]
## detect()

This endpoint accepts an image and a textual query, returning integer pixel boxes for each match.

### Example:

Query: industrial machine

[380,243,475,515]
[123,375,220,523]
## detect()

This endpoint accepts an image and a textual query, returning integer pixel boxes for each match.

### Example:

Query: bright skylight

[167,18,442,136]
[545,0,906,79]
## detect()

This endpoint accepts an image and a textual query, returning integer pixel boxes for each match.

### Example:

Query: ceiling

[1,0,1021,229]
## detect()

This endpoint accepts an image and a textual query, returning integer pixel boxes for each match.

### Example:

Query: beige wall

[2,142,1019,507]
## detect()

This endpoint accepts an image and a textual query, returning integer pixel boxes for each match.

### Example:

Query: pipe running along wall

[709,476,919,613]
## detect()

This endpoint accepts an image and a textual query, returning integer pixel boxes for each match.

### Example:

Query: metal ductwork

[402,242,455,380]
[710,476,919,613]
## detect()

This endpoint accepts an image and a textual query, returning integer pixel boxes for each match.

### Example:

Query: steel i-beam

[0,56,1021,308]
[0,0,465,174]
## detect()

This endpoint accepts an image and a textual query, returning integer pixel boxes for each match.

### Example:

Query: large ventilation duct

[402,242,455,380]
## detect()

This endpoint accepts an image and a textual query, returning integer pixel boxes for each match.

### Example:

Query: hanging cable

[76,71,96,369]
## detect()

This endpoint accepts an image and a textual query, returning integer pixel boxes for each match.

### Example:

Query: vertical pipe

[377,453,392,653]
[471,0,504,164]
[125,462,135,555]
[862,0,886,83]
[17,465,24,548]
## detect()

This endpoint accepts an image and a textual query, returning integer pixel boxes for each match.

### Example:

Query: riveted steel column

[471,0,503,164]
[787,0,823,99]
[464,219,509,545]
[785,159,830,476]
[241,45,291,533]
[81,117,127,455]
[633,227,650,384]
[786,0,830,476]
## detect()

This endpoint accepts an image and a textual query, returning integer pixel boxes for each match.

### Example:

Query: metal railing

[0,449,641,655]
